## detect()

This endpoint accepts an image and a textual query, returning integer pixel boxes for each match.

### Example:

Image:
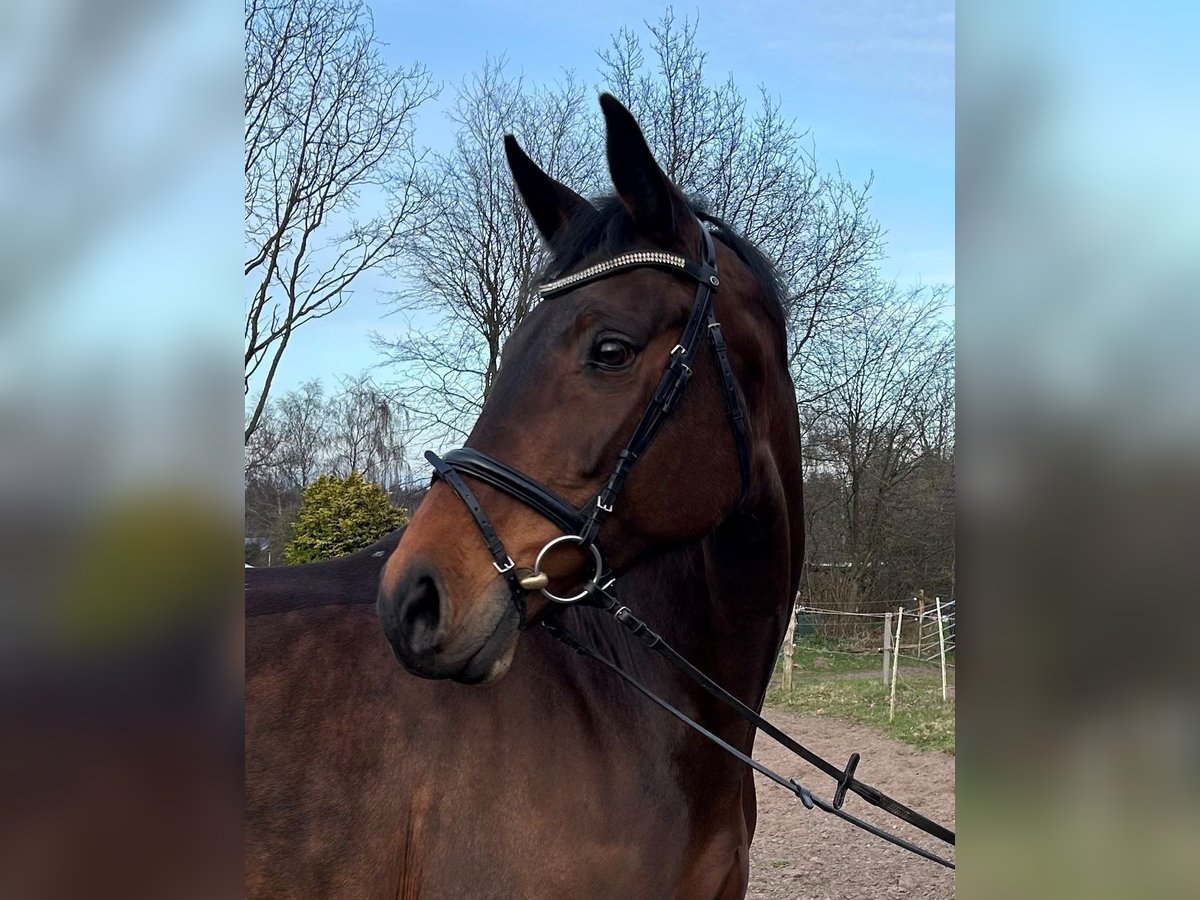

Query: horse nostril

[397,573,444,655]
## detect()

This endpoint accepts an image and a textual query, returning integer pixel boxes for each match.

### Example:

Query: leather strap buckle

[833,752,860,810]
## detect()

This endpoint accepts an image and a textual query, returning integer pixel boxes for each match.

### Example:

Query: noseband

[425,223,750,607]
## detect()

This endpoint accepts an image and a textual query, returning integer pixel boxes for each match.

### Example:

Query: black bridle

[424,222,956,869]
[426,225,746,605]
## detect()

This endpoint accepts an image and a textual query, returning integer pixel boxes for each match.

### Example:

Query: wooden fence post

[916,592,925,658]
[781,604,797,696]
[936,597,948,704]
[882,611,892,686]
[889,607,903,722]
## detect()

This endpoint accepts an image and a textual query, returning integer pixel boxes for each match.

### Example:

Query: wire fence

[915,599,955,663]
[788,593,956,670]
[776,593,956,720]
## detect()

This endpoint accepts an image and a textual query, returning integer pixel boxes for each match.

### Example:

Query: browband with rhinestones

[538,251,689,297]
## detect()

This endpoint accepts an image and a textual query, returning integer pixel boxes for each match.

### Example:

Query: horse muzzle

[377,560,521,684]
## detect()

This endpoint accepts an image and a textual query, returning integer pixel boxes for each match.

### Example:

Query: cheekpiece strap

[426,450,524,614]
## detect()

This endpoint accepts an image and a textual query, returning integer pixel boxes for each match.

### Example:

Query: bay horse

[246,94,804,898]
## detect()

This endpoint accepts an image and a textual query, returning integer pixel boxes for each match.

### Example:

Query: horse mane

[541,195,789,352]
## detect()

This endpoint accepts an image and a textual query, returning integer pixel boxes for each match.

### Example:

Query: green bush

[284,472,407,564]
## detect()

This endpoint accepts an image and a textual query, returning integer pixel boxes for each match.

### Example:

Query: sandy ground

[746,710,955,899]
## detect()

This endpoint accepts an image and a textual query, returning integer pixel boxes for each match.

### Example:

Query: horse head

[378,94,792,683]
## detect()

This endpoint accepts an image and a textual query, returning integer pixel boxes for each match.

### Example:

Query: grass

[767,638,955,754]
[775,637,883,676]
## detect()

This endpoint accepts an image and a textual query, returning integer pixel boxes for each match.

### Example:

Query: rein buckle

[833,752,861,810]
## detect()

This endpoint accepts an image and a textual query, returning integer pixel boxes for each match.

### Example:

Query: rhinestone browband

[538,251,688,296]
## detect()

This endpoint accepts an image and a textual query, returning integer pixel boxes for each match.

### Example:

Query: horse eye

[591,338,635,369]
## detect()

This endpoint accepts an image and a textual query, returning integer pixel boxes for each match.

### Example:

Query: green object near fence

[795,612,817,637]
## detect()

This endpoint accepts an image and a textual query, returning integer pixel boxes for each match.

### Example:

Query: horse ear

[599,93,681,239]
[504,135,594,243]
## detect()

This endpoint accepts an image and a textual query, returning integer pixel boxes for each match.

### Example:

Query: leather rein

[424,223,955,869]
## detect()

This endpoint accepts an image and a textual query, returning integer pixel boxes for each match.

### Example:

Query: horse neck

[564,481,799,716]
[656,338,805,710]
[663,410,804,711]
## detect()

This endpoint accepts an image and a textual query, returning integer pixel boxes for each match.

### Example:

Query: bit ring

[532,535,604,604]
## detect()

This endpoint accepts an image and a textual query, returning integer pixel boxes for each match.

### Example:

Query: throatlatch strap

[706,311,751,499]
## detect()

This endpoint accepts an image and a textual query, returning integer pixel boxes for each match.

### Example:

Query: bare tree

[800,282,954,608]
[598,9,884,371]
[245,380,326,557]
[269,379,330,490]
[379,15,882,443]
[325,373,410,486]
[375,60,599,443]
[246,374,410,487]
[244,0,437,441]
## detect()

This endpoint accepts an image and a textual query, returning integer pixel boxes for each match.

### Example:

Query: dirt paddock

[747,709,955,899]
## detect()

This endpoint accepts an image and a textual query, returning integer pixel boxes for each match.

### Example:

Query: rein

[542,596,955,869]
[424,222,955,869]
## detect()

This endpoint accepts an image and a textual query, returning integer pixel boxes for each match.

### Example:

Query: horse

[246,94,804,899]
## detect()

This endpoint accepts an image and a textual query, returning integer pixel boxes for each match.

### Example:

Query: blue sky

[271,0,954,393]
